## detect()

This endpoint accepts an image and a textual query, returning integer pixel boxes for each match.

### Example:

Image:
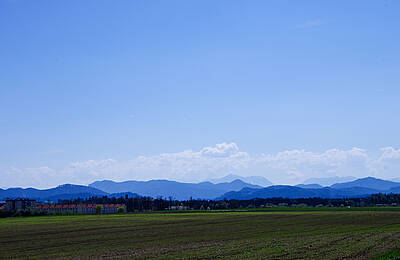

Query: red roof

[35,203,125,210]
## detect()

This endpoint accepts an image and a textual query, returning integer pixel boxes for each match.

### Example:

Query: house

[5,199,36,212]
[103,204,125,214]
[80,204,97,214]
[168,205,190,211]
[36,203,125,214]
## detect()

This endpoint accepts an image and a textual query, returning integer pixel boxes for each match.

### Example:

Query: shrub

[96,205,103,214]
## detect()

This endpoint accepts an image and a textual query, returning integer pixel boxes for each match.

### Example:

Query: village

[0,199,126,215]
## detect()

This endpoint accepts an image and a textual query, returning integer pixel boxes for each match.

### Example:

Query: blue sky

[1,0,400,188]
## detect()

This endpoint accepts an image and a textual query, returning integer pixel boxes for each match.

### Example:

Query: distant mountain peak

[209,174,272,187]
[360,177,379,181]
[230,179,246,184]
[330,176,400,191]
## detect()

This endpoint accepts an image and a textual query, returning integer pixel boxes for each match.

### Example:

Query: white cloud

[255,148,371,183]
[2,143,400,188]
[119,143,250,181]
[200,142,242,157]
[378,147,400,161]
[372,147,400,177]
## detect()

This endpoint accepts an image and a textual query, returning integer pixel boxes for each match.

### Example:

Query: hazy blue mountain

[0,184,107,201]
[330,177,400,191]
[219,186,320,200]
[209,174,273,187]
[388,186,400,193]
[331,187,383,197]
[218,185,381,200]
[3,176,399,202]
[295,184,323,189]
[303,176,356,186]
[89,179,261,200]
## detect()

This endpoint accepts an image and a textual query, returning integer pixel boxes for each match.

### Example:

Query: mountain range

[89,179,261,200]
[330,177,400,191]
[218,177,400,200]
[218,186,381,200]
[2,176,400,202]
[303,176,357,186]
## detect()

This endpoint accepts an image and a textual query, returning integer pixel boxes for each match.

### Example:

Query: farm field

[1,210,400,259]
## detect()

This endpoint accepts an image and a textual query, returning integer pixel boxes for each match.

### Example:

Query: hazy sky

[1,0,400,188]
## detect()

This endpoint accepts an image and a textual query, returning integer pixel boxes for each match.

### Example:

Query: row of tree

[56,193,400,212]
[2,193,400,218]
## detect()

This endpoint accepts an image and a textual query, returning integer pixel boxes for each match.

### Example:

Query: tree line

[57,193,400,212]
[3,193,400,218]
